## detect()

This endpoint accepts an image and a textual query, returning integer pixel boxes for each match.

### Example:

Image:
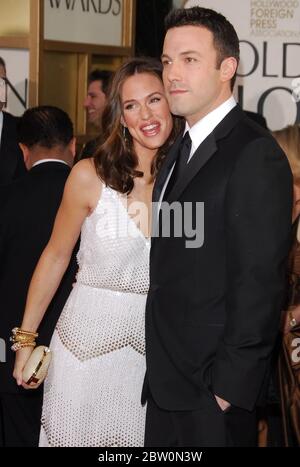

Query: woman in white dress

[12,58,181,447]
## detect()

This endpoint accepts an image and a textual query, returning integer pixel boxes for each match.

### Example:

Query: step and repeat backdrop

[184,0,300,130]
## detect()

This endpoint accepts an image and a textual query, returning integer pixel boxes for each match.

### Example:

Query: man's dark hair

[0,57,6,71]
[88,69,113,96]
[18,106,73,149]
[165,7,240,89]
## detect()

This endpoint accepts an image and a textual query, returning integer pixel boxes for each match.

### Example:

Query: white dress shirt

[159,96,237,208]
[185,96,236,162]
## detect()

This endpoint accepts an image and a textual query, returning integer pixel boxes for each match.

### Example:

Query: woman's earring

[122,126,128,143]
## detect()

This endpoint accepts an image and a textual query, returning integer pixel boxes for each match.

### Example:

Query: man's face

[162,25,234,127]
[0,65,6,112]
[83,79,107,128]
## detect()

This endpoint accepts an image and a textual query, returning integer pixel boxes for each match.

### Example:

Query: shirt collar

[32,159,69,168]
[184,96,236,158]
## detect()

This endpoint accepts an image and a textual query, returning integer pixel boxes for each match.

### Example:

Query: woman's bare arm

[13,159,101,386]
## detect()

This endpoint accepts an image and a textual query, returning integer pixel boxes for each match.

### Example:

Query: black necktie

[164,131,192,200]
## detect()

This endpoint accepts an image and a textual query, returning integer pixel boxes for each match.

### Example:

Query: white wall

[0,48,29,116]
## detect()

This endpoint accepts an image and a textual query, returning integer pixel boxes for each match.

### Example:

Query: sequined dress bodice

[76,185,150,294]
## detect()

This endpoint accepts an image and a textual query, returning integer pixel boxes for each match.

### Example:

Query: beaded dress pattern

[39,185,150,447]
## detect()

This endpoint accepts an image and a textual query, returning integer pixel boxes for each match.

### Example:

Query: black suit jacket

[244,110,268,130]
[144,105,293,412]
[0,162,78,394]
[0,112,27,185]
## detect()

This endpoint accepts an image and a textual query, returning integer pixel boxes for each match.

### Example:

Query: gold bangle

[12,327,38,338]
[10,334,35,344]
[11,341,36,352]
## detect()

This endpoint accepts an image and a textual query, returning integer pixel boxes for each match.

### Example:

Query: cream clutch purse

[23,346,52,386]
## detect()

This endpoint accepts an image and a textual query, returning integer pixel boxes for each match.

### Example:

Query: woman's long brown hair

[94,57,183,194]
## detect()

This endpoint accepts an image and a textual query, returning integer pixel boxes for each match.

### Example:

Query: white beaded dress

[39,185,149,447]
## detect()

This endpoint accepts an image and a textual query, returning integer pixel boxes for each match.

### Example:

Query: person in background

[0,56,26,185]
[0,106,77,446]
[80,69,113,159]
[273,124,300,447]
[13,58,181,447]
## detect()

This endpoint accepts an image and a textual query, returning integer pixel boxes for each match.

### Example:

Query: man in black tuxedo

[0,106,77,446]
[144,7,293,447]
[0,57,27,185]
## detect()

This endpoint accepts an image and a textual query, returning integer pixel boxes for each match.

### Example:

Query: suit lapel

[167,133,217,203]
[151,105,244,244]
[1,112,17,158]
[0,113,15,178]
[152,134,182,203]
[165,105,245,203]
[0,112,9,155]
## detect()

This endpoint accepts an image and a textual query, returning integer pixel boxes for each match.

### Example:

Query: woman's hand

[13,347,39,389]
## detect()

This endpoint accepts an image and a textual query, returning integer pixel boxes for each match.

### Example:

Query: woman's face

[120,72,173,157]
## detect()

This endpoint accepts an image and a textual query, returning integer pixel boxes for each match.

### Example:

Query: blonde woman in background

[273,124,300,447]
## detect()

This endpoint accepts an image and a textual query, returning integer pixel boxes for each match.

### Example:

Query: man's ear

[19,143,30,167]
[19,143,31,170]
[220,57,238,83]
[69,137,76,159]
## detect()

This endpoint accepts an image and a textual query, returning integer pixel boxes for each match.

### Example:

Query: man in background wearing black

[0,106,78,446]
[0,56,26,185]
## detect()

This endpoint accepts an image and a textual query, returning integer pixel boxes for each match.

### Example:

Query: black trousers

[0,392,43,447]
[144,395,257,447]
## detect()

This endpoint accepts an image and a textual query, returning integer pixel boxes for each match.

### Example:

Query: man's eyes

[185,57,197,63]
[150,97,161,103]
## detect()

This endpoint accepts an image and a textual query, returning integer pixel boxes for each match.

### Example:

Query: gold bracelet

[11,327,38,338]
[10,333,35,344]
[10,327,38,352]
[11,341,36,352]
